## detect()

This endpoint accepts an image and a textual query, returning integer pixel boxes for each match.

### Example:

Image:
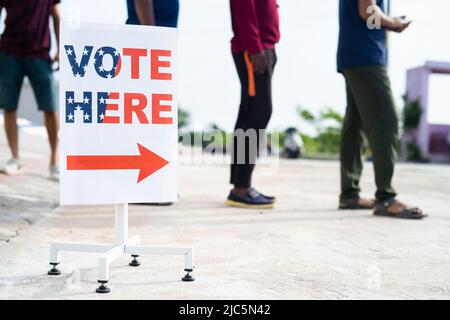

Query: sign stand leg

[48,203,195,293]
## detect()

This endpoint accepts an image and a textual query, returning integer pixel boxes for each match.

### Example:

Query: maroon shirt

[0,0,60,61]
[230,0,280,54]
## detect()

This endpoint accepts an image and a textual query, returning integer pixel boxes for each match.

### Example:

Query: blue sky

[2,0,450,131]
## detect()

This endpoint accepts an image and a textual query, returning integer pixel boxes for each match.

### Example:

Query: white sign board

[59,22,178,205]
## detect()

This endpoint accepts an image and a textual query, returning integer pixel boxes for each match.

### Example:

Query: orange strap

[244,52,256,97]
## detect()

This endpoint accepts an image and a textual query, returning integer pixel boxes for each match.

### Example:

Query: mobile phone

[402,16,412,24]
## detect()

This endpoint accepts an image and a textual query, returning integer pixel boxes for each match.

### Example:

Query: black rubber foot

[182,270,195,282]
[129,255,141,267]
[96,281,110,294]
[48,263,61,276]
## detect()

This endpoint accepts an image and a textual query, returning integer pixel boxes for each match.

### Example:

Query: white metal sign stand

[48,203,194,293]
[50,22,192,293]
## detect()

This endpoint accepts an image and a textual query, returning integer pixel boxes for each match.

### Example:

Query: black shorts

[0,53,58,112]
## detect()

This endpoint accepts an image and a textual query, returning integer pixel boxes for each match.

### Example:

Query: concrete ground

[1,129,450,300]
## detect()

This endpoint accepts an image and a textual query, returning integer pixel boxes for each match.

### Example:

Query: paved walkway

[0,146,58,245]
[1,133,450,299]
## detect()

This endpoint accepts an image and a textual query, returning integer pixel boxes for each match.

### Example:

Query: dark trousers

[230,49,277,188]
[341,66,398,202]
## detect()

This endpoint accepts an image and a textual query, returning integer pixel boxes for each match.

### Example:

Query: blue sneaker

[226,189,274,209]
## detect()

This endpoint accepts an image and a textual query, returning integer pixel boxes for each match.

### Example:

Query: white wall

[428,74,450,126]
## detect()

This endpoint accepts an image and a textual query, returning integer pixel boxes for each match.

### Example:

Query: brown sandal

[374,198,427,220]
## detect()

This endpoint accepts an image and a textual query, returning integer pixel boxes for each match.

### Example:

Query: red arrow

[67,143,169,183]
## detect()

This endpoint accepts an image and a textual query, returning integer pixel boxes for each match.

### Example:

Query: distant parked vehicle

[282,127,304,159]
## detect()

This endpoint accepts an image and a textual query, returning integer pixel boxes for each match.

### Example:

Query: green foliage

[406,141,423,162]
[205,124,230,153]
[209,123,223,131]
[178,107,190,129]
[320,108,344,125]
[299,108,315,122]
[300,134,320,154]
[402,97,422,131]
[180,130,231,154]
[178,105,345,157]
[401,97,424,162]
[297,106,344,155]
[317,127,342,154]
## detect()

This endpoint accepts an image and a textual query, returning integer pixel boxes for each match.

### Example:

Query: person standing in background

[0,0,60,181]
[226,0,280,209]
[126,0,179,28]
[337,0,426,219]
[126,0,179,206]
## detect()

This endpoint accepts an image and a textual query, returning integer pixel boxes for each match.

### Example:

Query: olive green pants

[341,66,399,202]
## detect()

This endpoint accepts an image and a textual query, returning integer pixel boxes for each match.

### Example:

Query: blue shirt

[126,0,179,28]
[337,0,387,72]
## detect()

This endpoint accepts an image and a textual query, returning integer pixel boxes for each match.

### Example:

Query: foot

[49,164,60,181]
[339,197,374,210]
[1,158,23,175]
[226,189,274,209]
[374,198,427,219]
[387,200,425,216]
[250,188,276,201]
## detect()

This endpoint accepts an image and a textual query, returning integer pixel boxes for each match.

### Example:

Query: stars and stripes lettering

[64,45,172,81]
[64,45,93,78]
[94,47,122,79]
[63,45,175,125]
[65,91,93,124]
[65,92,173,125]
[97,92,109,124]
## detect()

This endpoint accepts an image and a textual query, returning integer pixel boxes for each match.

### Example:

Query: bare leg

[44,111,58,166]
[3,110,19,160]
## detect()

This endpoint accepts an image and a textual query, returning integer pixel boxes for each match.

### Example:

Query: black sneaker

[225,189,274,209]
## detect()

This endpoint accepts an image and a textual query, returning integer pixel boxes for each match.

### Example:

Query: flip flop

[374,198,427,220]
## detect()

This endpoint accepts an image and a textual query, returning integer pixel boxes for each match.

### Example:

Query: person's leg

[232,50,275,192]
[230,98,249,189]
[230,52,253,193]
[245,49,275,132]
[44,111,58,166]
[0,54,25,163]
[344,66,426,218]
[3,110,19,160]
[339,76,364,201]
[344,67,398,202]
[226,50,276,208]
[24,58,59,167]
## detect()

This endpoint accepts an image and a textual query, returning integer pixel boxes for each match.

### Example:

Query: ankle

[232,187,250,197]
[50,156,58,166]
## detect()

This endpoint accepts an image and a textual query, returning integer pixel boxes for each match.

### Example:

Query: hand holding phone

[391,15,412,33]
